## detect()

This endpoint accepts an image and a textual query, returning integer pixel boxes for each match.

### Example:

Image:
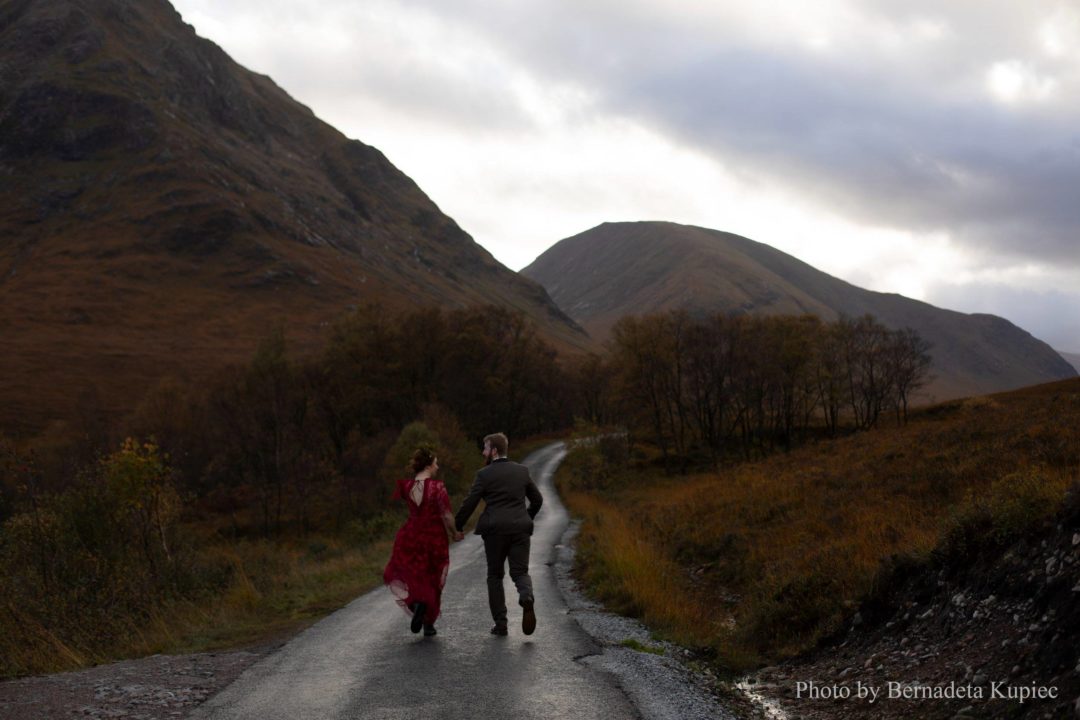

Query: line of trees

[0,304,574,538]
[1,306,934,537]
[134,303,574,535]
[592,311,932,467]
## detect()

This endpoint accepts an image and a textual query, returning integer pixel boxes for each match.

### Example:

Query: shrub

[744,561,845,653]
[345,511,401,546]
[0,438,193,677]
[939,467,1071,564]
[381,422,441,485]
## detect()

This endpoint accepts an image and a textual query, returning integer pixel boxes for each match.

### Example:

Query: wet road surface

[191,443,642,720]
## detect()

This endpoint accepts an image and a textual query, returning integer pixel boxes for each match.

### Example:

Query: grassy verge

[0,527,396,678]
[557,379,1080,673]
[164,534,395,654]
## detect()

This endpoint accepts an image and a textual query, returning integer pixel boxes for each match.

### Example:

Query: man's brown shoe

[490,624,508,636]
[521,599,536,635]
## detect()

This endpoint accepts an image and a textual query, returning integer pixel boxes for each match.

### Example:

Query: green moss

[620,638,666,655]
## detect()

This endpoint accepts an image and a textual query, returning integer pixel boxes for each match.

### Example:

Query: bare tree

[887,327,934,423]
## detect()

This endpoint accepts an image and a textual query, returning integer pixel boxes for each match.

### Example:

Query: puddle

[735,678,789,720]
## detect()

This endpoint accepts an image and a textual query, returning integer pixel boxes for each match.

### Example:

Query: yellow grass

[566,489,712,642]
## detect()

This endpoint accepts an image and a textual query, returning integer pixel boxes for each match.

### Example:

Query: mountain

[0,0,590,438]
[522,221,1076,401]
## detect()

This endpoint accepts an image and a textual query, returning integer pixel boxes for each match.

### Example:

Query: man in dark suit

[455,432,543,636]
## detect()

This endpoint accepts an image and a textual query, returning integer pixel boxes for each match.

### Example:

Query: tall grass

[0,529,394,678]
[161,534,395,653]
[558,379,1080,672]
[564,488,712,642]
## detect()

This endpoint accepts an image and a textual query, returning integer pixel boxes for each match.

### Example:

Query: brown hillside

[523,221,1075,401]
[558,377,1080,706]
[0,0,592,438]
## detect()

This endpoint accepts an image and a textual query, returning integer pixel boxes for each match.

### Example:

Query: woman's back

[397,477,451,526]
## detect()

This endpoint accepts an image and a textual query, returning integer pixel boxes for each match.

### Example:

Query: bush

[597,434,629,471]
[381,413,482,499]
[0,438,193,677]
[344,511,401,546]
[938,467,1071,564]
[419,403,481,496]
[381,422,441,486]
[745,564,844,653]
[561,435,632,493]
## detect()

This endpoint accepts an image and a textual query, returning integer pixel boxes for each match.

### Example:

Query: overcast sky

[172,0,1080,352]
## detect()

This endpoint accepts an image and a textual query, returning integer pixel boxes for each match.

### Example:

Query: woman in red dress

[383,446,464,636]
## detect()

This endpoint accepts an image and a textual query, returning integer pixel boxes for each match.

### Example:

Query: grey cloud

[175,0,532,134]
[394,0,1080,266]
[616,50,1080,265]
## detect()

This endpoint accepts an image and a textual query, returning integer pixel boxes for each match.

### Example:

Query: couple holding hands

[382,433,543,637]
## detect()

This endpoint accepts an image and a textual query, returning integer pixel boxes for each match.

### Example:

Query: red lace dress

[383,477,454,625]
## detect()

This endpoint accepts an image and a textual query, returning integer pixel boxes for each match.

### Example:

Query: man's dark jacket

[455,458,543,536]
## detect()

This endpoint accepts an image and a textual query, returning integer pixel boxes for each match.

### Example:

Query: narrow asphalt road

[191,443,643,720]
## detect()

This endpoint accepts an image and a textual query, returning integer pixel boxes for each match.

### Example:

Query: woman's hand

[452,530,465,542]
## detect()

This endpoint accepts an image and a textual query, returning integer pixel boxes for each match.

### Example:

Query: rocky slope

[747,490,1080,719]
[0,0,590,438]
[523,221,1076,402]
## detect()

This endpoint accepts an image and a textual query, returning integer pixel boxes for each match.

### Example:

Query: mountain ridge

[0,0,590,437]
[523,220,1076,401]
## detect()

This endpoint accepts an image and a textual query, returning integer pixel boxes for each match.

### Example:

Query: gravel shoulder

[0,644,276,720]
[553,518,762,720]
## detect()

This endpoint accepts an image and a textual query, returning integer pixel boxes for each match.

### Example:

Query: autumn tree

[609,309,933,460]
[886,327,934,423]
[565,353,616,427]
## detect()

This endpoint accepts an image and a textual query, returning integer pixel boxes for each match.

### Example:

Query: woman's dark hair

[409,446,437,475]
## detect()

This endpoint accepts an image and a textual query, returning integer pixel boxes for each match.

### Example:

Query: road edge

[529,441,752,720]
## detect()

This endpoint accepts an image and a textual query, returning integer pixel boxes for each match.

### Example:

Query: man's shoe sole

[522,601,536,635]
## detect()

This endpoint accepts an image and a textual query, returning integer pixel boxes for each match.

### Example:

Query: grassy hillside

[557,378,1080,671]
[0,0,590,439]
[524,221,1076,402]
